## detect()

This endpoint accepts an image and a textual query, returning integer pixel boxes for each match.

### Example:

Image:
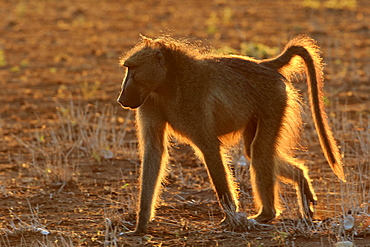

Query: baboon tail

[262,35,345,182]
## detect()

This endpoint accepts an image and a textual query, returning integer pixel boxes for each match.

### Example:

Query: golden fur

[117,35,344,233]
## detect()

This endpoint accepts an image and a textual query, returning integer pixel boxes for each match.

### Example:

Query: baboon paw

[222,215,274,231]
[221,212,249,230]
[252,212,275,223]
[247,218,274,230]
[221,212,274,231]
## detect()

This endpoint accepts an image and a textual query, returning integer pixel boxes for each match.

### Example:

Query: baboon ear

[155,51,165,67]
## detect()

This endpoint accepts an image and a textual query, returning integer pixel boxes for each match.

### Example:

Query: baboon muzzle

[117,90,142,109]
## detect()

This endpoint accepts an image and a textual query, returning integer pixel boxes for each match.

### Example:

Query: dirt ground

[0,0,369,246]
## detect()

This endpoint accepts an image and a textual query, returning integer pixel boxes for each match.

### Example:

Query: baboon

[117,35,345,234]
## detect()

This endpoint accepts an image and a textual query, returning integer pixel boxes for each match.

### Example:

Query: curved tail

[262,35,345,182]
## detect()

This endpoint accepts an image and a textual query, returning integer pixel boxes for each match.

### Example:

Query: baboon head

[117,40,167,109]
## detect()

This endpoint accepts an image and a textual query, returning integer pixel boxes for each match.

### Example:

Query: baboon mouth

[118,91,144,109]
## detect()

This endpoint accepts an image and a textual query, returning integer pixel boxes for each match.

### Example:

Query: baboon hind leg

[277,158,317,219]
[195,137,239,217]
[243,119,257,160]
[246,123,280,223]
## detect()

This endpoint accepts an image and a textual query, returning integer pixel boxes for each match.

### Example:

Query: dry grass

[11,99,136,185]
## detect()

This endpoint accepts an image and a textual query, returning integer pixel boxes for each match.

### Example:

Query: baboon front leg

[277,160,317,219]
[133,111,168,234]
[135,145,167,233]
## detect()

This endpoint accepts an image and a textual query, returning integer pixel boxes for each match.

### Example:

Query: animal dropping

[117,35,345,234]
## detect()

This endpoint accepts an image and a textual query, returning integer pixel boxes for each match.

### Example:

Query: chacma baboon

[117,35,345,234]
